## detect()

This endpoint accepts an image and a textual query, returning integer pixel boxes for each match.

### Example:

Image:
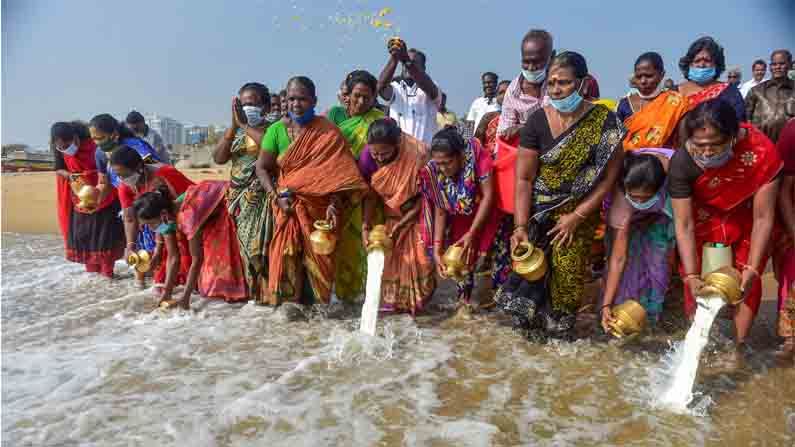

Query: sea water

[360,249,385,336]
[3,233,794,446]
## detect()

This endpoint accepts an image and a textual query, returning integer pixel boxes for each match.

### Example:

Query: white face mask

[242,105,264,127]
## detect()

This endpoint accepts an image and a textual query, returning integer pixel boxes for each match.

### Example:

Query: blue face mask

[625,191,660,211]
[688,66,716,84]
[549,82,584,113]
[522,67,547,84]
[693,148,733,169]
[57,142,79,156]
[288,106,316,125]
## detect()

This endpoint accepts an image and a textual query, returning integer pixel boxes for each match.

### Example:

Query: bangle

[126,242,136,249]
[573,209,587,219]
[684,273,700,281]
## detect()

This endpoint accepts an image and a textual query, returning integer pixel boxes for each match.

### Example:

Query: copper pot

[367,224,393,253]
[126,249,152,273]
[76,185,98,210]
[309,220,337,256]
[700,266,743,305]
[441,245,469,280]
[511,242,547,282]
[607,299,647,338]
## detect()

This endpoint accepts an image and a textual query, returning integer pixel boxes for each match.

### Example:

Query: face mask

[789,69,795,81]
[688,66,716,84]
[57,142,79,156]
[625,191,660,210]
[288,106,316,125]
[522,67,547,84]
[97,140,116,152]
[242,105,264,127]
[693,148,732,169]
[637,81,664,100]
[549,81,584,113]
[121,172,140,188]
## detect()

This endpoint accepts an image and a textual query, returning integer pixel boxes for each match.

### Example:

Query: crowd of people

[51,30,795,359]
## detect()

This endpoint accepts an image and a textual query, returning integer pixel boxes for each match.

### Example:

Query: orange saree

[267,117,368,305]
[623,91,688,150]
[370,134,435,315]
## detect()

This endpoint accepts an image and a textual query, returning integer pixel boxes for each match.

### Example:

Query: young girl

[132,181,247,308]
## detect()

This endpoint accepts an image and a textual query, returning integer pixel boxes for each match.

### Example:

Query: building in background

[184,125,209,145]
[146,114,184,146]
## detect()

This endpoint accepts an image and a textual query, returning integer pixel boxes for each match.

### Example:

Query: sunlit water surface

[2,233,793,446]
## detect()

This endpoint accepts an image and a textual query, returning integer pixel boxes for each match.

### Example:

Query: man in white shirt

[377,39,442,144]
[740,59,768,98]
[466,72,500,131]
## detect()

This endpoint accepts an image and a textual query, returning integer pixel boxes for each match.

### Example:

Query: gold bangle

[573,209,587,219]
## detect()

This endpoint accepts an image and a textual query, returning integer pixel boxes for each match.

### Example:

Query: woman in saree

[110,146,194,287]
[419,127,501,306]
[502,51,625,337]
[617,52,689,150]
[89,113,163,285]
[255,76,368,306]
[359,119,435,315]
[601,150,676,331]
[677,37,745,121]
[773,118,795,357]
[213,82,274,304]
[670,99,781,354]
[132,181,247,308]
[333,70,385,302]
[52,121,124,278]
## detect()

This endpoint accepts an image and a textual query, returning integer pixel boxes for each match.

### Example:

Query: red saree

[267,117,369,304]
[56,140,124,276]
[119,166,195,285]
[370,133,435,315]
[680,123,784,316]
[686,82,729,112]
[178,180,247,301]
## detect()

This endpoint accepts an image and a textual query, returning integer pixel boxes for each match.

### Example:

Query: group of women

[52,32,794,357]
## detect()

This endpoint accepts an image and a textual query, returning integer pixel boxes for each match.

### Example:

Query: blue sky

[2,0,793,147]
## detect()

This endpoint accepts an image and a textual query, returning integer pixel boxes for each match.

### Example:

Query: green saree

[334,108,385,301]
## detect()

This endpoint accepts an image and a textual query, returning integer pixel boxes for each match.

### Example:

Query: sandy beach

[1,167,229,234]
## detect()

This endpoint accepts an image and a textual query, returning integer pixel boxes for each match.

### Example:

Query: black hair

[482,72,498,81]
[50,121,91,143]
[771,49,793,64]
[521,29,554,52]
[126,111,145,124]
[634,52,664,73]
[109,145,144,170]
[345,70,378,95]
[684,98,740,140]
[133,184,174,221]
[622,152,666,193]
[89,114,136,139]
[679,36,726,81]
[430,126,467,156]
[752,59,767,69]
[498,80,511,88]
[367,118,401,146]
[549,51,588,79]
[239,82,271,106]
[408,48,426,67]
[279,89,287,97]
[286,76,316,98]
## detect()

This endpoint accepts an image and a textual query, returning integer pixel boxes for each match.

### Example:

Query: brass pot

[701,243,733,276]
[700,266,743,305]
[607,299,647,338]
[367,224,393,253]
[127,249,152,273]
[511,242,547,282]
[441,245,469,280]
[76,185,98,209]
[309,220,337,256]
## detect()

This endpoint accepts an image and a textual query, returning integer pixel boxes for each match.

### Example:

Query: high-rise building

[146,114,184,146]
[183,125,209,145]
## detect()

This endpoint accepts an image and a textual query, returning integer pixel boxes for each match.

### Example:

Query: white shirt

[740,78,767,98]
[466,96,500,130]
[386,80,443,144]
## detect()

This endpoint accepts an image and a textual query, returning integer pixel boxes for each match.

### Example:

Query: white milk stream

[659,295,726,410]
[360,249,385,336]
